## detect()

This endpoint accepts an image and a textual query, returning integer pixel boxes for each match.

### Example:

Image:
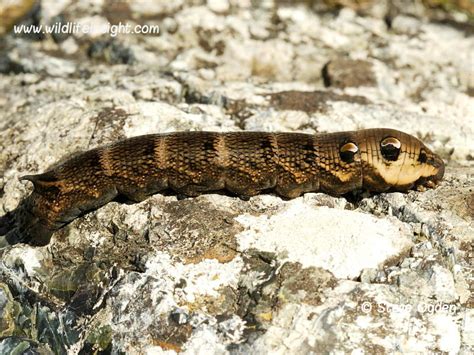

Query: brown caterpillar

[0,129,444,246]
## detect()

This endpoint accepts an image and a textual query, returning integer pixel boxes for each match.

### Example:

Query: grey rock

[0,0,472,353]
[323,58,377,88]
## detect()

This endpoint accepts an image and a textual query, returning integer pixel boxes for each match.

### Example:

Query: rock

[0,0,473,353]
[0,54,27,74]
[0,0,37,35]
[248,281,464,353]
[129,0,184,17]
[49,14,70,43]
[207,0,230,14]
[429,265,459,303]
[236,198,413,279]
[323,58,377,88]
[87,39,135,65]
[162,16,179,34]
[0,283,21,338]
[267,90,370,113]
[106,252,244,352]
[391,15,422,35]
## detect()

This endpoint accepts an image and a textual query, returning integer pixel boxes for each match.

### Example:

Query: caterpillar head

[356,129,445,192]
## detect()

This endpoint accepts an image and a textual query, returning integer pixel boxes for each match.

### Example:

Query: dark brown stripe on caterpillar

[0,128,445,246]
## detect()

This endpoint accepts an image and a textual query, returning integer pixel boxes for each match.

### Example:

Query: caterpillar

[0,129,445,246]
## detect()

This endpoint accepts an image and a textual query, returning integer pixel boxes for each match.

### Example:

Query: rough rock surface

[0,0,473,354]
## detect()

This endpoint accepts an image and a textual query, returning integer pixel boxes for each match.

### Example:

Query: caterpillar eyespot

[380,137,401,161]
[339,142,358,163]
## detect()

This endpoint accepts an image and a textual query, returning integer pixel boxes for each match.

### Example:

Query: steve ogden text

[360,301,457,315]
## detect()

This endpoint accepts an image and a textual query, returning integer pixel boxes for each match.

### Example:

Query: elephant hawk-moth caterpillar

[0,128,444,246]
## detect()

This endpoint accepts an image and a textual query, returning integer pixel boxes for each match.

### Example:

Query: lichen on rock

[0,0,473,353]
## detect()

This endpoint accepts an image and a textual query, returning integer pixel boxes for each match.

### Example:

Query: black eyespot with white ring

[339,142,358,163]
[380,137,401,161]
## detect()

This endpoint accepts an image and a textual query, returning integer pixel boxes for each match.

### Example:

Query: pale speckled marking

[155,135,168,170]
[215,134,229,168]
[99,148,114,177]
[268,135,279,165]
